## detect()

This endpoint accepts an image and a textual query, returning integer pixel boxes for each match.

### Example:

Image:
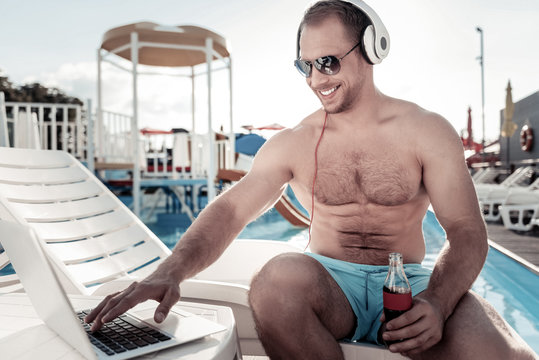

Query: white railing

[143,133,232,179]
[3,100,85,158]
[1,98,234,178]
[98,110,134,164]
[1,96,234,181]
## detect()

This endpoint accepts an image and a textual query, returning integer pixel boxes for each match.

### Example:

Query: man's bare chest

[312,149,422,207]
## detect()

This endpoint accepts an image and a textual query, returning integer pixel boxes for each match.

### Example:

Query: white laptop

[0,220,227,359]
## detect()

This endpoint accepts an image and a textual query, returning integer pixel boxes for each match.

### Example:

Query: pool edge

[488,239,539,276]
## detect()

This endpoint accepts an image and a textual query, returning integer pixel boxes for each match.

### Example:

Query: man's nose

[308,68,330,89]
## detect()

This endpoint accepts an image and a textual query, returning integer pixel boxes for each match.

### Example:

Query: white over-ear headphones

[349,0,390,64]
[296,0,390,65]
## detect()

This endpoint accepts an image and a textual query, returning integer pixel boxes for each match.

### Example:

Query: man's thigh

[250,252,356,340]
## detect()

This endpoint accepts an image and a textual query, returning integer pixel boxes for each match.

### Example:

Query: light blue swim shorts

[305,252,432,345]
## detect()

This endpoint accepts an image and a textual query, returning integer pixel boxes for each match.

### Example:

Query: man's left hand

[380,293,445,356]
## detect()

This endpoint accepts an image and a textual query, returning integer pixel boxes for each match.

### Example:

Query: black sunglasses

[294,41,361,78]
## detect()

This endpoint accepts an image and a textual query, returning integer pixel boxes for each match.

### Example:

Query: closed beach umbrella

[502,80,517,167]
[235,133,266,155]
[501,81,517,138]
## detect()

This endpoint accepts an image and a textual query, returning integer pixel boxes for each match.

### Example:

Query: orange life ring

[520,125,534,152]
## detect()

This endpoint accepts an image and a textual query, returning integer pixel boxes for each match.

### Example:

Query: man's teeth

[320,87,337,96]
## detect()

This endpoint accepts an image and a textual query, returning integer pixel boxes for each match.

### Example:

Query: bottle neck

[385,252,410,292]
[389,256,403,268]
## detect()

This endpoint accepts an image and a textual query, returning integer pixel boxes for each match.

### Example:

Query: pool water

[148,209,539,354]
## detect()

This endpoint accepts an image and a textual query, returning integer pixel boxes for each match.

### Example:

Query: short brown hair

[296,0,371,59]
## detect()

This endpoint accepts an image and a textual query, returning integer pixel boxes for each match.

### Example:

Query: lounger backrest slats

[0,165,87,185]
[30,210,135,242]
[0,146,73,168]
[502,166,533,187]
[68,241,165,287]
[529,177,539,190]
[8,195,117,222]
[0,274,21,293]
[0,251,9,269]
[471,168,486,181]
[0,181,102,203]
[0,147,171,295]
[48,225,150,263]
[474,168,498,183]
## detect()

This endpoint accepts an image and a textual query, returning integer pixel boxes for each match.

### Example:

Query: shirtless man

[86,1,535,359]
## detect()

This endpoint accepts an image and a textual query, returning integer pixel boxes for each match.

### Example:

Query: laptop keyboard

[77,309,171,356]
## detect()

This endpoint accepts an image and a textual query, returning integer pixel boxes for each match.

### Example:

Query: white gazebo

[96,21,233,215]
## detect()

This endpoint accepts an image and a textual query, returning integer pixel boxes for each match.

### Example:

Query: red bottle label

[383,291,412,311]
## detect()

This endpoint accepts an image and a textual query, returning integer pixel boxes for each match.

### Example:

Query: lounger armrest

[90,279,134,296]
[181,279,250,306]
[90,278,250,307]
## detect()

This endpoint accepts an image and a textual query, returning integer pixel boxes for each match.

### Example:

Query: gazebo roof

[100,22,230,67]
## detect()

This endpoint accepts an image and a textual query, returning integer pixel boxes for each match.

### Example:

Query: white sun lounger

[475,166,534,199]
[476,166,536,221]
[0,147,404,358]
[0,147,268,351]
[0,147,171,294]
[499,189,539,232]
[472,167,508,184]
[481,176,539,222]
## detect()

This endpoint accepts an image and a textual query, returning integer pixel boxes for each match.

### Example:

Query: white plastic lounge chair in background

[0,147,405,359]
[480,176,539,222]
[499,189,539,232]
[471,168,486,182]
[472,167,509,185]
[476,166,535,210]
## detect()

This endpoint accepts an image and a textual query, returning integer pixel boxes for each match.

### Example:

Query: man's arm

[86,129,295,330]
[383,113,488,354]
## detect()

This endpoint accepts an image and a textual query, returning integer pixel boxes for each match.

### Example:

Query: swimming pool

[149,209,539,354]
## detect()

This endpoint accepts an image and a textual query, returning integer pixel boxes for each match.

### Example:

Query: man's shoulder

[385,96,441,121]
[384,96,450,131]
[277,109,326,140]
[297,108,327,128]
[261,110,323,150]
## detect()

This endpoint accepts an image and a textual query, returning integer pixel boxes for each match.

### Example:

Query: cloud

[23,62,96,101]
[21,61,235,132]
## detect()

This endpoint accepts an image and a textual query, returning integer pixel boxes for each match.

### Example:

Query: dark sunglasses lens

[294,60,312,77]
[314,56,340,75]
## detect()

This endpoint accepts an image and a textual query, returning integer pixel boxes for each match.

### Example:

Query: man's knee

[248,253,315,329]
[249,252,316,306]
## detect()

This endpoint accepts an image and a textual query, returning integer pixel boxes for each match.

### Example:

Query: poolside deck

[486,221,539,271]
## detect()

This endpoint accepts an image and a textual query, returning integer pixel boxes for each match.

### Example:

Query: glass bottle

[383,252,412,322]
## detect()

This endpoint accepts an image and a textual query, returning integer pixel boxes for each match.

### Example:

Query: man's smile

[319,85,339,96]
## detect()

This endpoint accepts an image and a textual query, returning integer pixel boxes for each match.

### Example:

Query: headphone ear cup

[362,24,379,64]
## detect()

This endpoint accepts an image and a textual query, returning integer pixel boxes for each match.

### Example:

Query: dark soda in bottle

[382,252,412,345]
[383,285,412,321]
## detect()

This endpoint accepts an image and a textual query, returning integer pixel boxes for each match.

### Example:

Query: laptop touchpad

[131,307,225,340]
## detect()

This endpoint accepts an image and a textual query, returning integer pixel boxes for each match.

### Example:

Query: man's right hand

[84,272,181,331]
[380,293,445,356]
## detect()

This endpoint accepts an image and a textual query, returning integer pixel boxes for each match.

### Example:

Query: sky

[1,0,539,143]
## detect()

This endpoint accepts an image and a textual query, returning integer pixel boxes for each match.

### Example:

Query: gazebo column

[228,59,235,169]
[96,48,103,161]
[131,31,141,216]
[206,37,216,202]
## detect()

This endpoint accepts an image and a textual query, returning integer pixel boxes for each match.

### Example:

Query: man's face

[299,17,365,114]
